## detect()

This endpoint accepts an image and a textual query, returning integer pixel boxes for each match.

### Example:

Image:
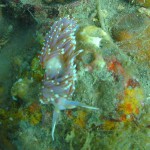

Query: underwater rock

[77,25,102,48]
[138,7,150,17]
[26,102,42,125]
[128,0,150,8]
[117,87,144,122]
[43,0,53,3]
[11,78,39,103]
[76,25,106,72]
[0,83,5,100]
[111,12,150,66]
[0,130,17,150]
[43,0,77,3]
[111,12,145,42]
[31,56,44,81]
[1,0,36,25]
[0,55,12,103]
[0,23,13,49]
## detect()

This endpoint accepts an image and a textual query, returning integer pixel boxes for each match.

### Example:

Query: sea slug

[39,16,98,140]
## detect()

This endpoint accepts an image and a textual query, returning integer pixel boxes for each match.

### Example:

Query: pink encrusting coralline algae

[39,16,98,140]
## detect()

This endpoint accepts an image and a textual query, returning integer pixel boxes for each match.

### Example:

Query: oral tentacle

[52,110,60,141]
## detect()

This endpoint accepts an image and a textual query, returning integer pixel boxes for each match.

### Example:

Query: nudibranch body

[39,17,98,140]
